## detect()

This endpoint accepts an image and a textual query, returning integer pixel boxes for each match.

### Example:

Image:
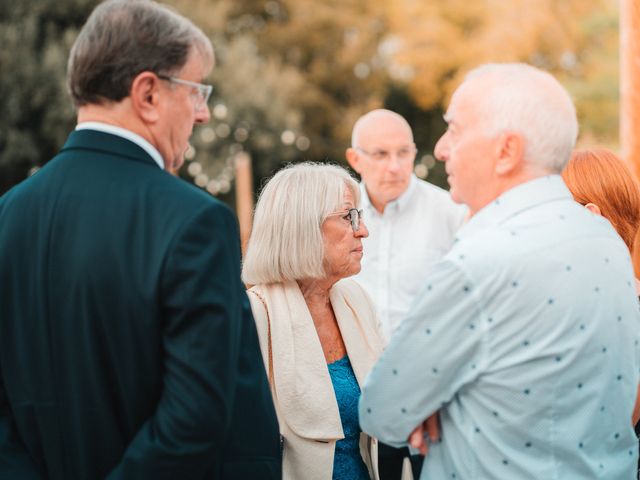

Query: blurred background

[0,0,619,204]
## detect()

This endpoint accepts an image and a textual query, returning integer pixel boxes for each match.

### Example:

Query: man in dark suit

[0,1,281,479]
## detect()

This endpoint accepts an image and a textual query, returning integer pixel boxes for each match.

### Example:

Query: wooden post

[621,0,640,177]
[234,151,254,257]
[621,0,640,276]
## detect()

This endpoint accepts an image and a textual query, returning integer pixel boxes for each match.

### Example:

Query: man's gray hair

[464,63,578,173]
[242,163,360,285]
[67,0,213,107]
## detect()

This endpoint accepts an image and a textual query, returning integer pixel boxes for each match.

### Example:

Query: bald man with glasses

[346,109,466,480]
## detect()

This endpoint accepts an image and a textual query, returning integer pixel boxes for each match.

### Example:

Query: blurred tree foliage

[0,0,620,197]
[170,0,393,195]
[0,0,96,193]
[382,0,619,144]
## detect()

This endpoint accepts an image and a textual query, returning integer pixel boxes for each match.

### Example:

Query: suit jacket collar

[61,129,159,169]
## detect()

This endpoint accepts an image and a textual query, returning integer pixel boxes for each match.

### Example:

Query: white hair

[242,162,360,285]
[463,63,578,173]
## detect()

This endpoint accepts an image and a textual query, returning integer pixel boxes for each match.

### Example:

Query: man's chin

[450,189,465,205]
[164,156,184,176]
[173,156,185,172]
[384,187,407,202]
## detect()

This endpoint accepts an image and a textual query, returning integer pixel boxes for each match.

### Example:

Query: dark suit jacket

[0,130,281,479]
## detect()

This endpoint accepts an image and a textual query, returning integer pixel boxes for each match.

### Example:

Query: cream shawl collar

[250,279,384,441]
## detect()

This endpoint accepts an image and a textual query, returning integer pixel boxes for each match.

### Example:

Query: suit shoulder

[0,172,44,214]
[155,175,234,215]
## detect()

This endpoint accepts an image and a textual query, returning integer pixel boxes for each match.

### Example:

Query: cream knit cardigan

[248,278,385,480]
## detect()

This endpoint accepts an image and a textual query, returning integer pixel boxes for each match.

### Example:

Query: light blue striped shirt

[360,175,640,479]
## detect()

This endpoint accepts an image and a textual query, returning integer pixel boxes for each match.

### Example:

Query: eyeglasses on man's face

[157,74,213,112]
[326,208,363,233]
[355,145,417,163]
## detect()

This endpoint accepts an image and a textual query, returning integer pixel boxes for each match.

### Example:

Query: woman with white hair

[242,162,385,480]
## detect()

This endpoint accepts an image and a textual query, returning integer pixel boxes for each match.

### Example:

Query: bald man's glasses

[355,146,417,163]
[158,74,213,112]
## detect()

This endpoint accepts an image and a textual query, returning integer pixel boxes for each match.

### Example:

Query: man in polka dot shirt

[359,63,640,479]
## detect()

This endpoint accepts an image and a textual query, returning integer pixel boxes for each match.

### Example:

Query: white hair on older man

[242,162,360,285]
[463,63,578,173]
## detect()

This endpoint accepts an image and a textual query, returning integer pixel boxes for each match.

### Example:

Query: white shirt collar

[76,122,165,169]
[457,175,571,241]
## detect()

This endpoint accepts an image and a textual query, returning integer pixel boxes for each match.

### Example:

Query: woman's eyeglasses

[326,208,363,233]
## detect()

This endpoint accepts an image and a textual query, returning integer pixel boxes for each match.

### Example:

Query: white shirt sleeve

[358,258,488,447]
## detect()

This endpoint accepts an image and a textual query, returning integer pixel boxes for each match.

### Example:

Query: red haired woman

[563,148,640,473]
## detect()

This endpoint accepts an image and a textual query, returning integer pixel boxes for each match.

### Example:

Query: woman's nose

[355,220,369,238]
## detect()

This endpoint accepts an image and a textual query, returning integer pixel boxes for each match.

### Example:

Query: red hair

[562,148,640,253]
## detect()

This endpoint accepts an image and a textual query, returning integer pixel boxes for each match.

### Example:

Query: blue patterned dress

[328,356,370,480]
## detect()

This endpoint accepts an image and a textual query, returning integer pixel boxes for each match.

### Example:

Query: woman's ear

[584,202,602,216]
[130,71,161,123]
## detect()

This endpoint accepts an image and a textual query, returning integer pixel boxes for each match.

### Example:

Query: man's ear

[495,131,524,176]
[130,72,161,123]
[584,202,602,216]
[346,147,361,173]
